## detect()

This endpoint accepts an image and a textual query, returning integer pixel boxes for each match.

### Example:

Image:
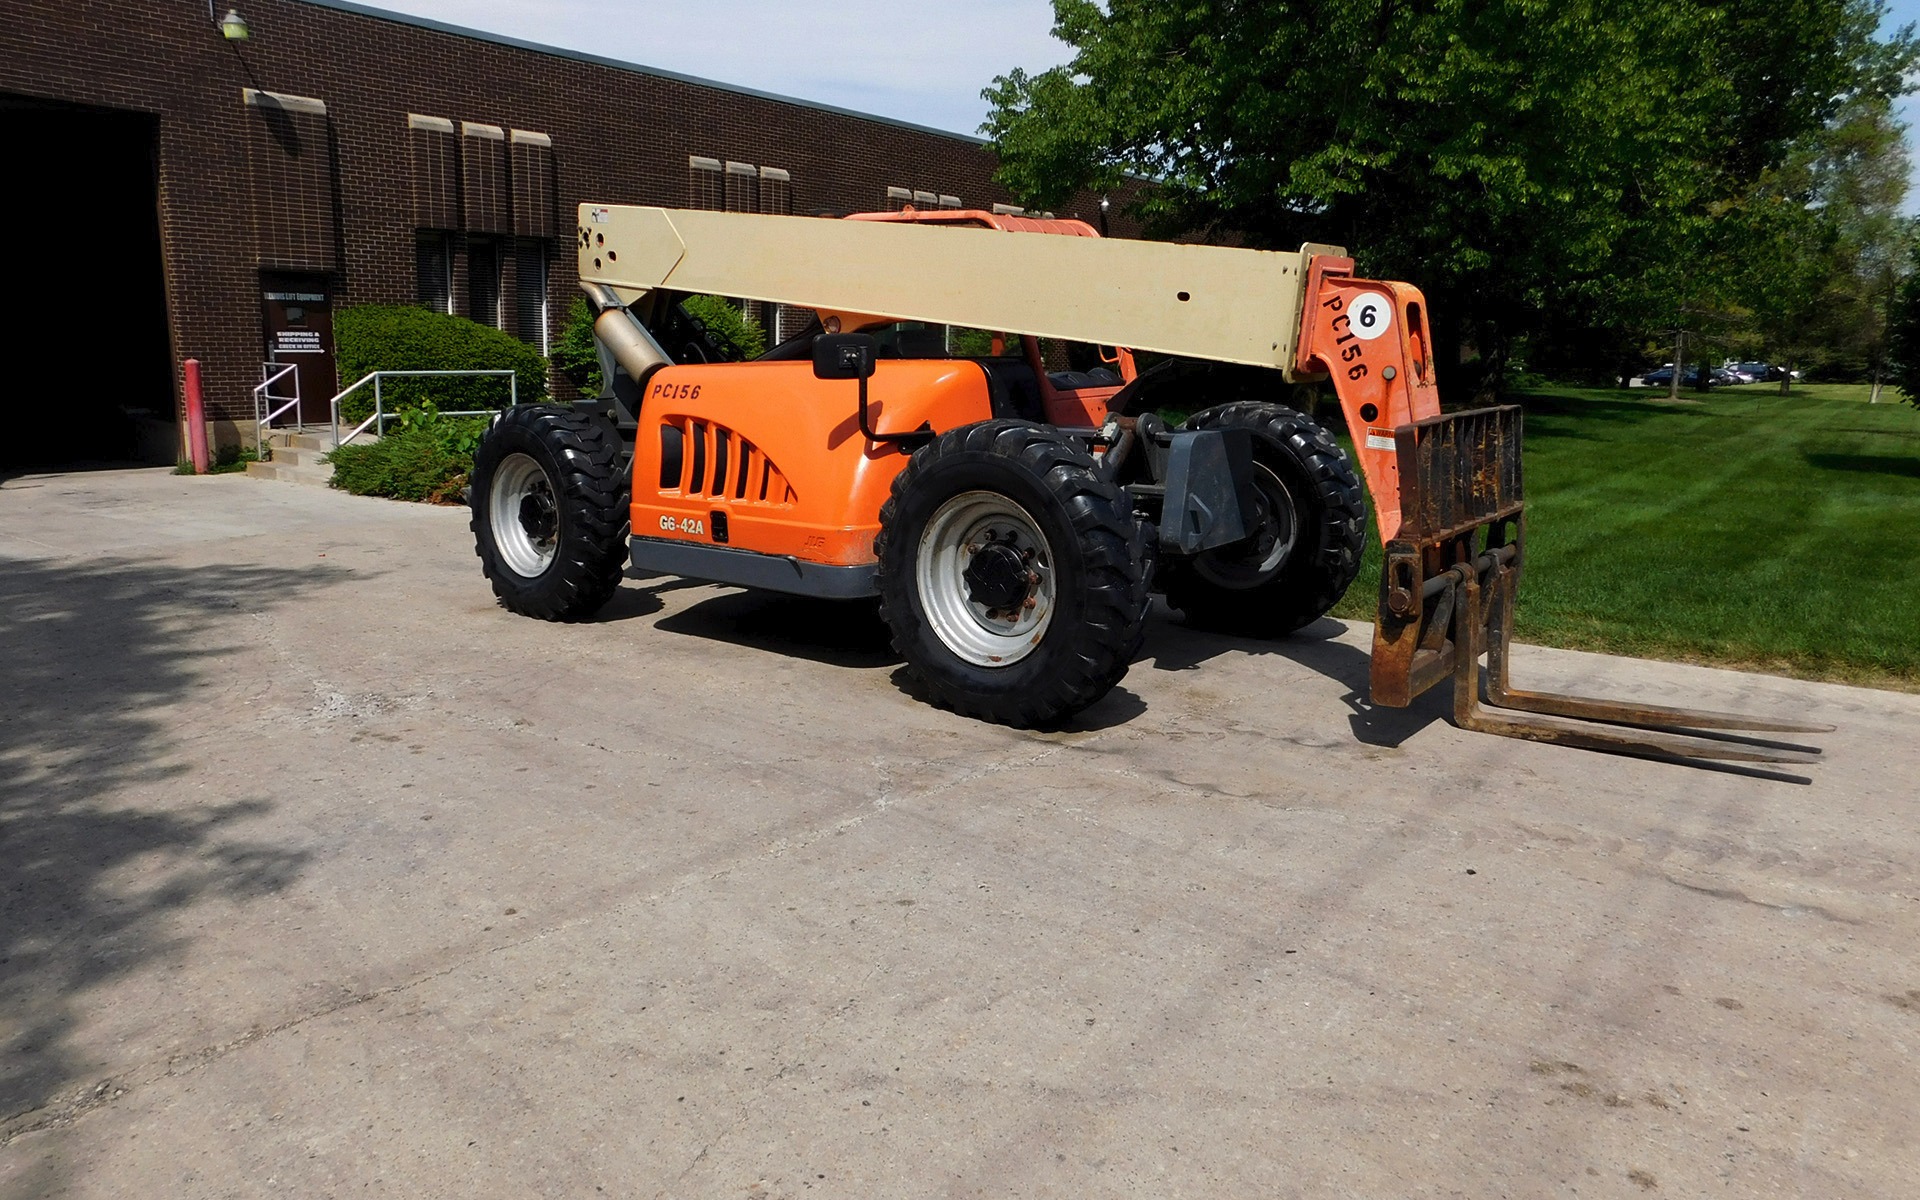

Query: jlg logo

[650,382,702,400]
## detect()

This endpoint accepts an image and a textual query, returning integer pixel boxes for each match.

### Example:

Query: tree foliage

[1735,94,1913,389]
[1884,240,1920,406]
[984,0,1916,396]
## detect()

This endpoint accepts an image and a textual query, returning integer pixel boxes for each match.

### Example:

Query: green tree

[1738,94,1913,393]
[1883,239,1920,407]
[983,0,1916,400]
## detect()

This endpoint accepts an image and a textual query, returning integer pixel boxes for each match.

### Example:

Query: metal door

[261,273,336,426]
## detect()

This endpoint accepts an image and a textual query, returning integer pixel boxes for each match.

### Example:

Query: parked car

[1642,365,1720,388]
[1724,360,1783,383]
[1733,360,1798,382]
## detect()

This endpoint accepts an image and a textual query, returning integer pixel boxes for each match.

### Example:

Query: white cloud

[353,0,1073,135]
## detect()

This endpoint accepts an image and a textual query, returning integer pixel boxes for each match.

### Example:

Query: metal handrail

[329,369,519,448]
[252,362,301,460]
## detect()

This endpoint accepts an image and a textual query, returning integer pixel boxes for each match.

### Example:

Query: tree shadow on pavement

[0,556,342,1158]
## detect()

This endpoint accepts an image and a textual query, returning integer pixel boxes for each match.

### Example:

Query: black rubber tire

[469,404,630,621]
[876,420,1153,727]
[1162,401,1366,634]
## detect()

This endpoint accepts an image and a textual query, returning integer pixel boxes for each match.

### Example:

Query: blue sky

[1883,0,1920,208]
[368,0,1920,204]
[359,1,1071,136]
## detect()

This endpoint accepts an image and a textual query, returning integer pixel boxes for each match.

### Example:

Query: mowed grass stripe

[1327,383,1920,689]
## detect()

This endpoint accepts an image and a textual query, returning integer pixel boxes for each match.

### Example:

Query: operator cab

[840,318,1133,428]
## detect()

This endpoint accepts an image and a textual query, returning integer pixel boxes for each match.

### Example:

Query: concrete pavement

[2,467,1917,1199]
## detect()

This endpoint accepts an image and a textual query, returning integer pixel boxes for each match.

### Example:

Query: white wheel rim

[490,452,559,578]
[1193,461,1298,588]
[916,490,1056,667]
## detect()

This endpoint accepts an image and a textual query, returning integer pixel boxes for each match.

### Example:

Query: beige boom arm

[577,205,1342,378]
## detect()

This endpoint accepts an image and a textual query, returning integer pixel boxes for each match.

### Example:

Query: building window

[515,239,548,352]
[509,129,556,239]
[938,194,962,210]
[461,122,509,234]
[759,166,792,216]
[886,186,912,211]
[469,237,501,328]
[416,231,452,314]
[688,156,723,210]
[406,114,460,230]
[912,190,939,210]
[725,161,757,213]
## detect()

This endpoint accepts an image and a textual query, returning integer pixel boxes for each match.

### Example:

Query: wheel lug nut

[1023,597,1037,609]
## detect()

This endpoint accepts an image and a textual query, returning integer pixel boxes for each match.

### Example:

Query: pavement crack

[0,953,476,1147]
[1662,874,1857,924]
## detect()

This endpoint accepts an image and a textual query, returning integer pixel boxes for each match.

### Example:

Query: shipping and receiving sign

[273,329,325,354]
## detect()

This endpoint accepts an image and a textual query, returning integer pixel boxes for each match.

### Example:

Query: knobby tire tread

[470,404,630,622]
[876,420,1152,727]
[1164,402,1366,634]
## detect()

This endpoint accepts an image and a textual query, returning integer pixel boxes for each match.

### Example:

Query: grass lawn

[1322,382,1920,691]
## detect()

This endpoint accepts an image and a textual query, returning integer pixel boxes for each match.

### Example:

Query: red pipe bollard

[183,358,210,475]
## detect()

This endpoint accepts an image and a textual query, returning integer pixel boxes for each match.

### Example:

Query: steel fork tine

[1479,571,1833,735]
[1456,698,1821,764]
[1452,570,1822,765]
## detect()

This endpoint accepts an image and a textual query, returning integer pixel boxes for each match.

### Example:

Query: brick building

[0,0,1114,466]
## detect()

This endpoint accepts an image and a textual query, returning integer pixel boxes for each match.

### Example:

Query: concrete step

[266,429,377,453]
[267,445,332,468]
[246,460,336,487]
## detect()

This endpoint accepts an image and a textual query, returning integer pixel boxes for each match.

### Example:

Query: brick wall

[0,0,1131,429]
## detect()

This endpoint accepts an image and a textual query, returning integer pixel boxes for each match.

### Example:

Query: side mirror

[812,332,877,381]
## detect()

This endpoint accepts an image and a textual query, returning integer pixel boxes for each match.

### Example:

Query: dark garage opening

[1,96,175,470]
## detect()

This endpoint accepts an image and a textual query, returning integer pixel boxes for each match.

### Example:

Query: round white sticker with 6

[1349,293,1393,341]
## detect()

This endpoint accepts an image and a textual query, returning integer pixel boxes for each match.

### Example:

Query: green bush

[552,296,767,400]
[334,305,548,426]
[682,295,767,359]
[552,297,604,395]
[325,403,490,503]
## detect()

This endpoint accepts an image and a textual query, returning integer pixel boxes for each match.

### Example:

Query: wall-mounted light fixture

[209,1,249,39]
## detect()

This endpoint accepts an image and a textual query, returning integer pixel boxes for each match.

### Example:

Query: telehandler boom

[464,205,1828,765]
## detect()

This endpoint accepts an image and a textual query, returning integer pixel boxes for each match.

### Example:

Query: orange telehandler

[467,204,1828,765]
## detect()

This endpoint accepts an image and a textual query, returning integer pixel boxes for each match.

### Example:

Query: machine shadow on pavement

[600,582,1809,776]
[613,581,1388,738]
[1144,613,1814,780]
[1142,613,1453,748]
[0,556,337,1159]
[584,571,716,624]
[646,584,899,670]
